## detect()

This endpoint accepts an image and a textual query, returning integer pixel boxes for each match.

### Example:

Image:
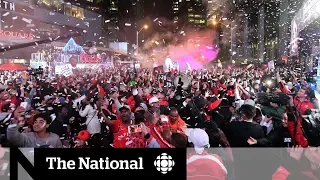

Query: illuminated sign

[59,53,114,64]
[0,0,15,11]
[80,53,102,63]
[0,30,33,39]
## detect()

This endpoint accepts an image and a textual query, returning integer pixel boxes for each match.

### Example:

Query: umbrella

[0,63,28,71]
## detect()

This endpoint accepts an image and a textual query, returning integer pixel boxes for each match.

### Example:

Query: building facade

[229,0,302,63]
[0,0,102,59]
[174,0,207,30]
[290,0,320,74]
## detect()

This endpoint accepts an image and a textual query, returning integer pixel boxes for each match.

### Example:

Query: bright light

[165,57,173,72]
[315,1,320,14]
[212,20,217,25]
[144,25,148,29]
[266,80,272,86]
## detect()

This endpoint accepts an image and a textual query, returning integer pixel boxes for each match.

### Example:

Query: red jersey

[293,97,313,116]
[149,124,173,148]
[112,120,147,148]
[112,120,130,148]
[187,151,227,180]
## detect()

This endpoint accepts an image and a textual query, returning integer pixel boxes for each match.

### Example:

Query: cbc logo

[154,153,175,174]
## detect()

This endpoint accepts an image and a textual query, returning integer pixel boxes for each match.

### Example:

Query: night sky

[144,0,174,20]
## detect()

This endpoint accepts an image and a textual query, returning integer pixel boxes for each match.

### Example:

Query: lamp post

[212,20,233,64]
[134,24,148,76]
[136,24,148,56]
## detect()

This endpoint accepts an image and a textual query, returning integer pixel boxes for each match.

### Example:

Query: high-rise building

[42,0,119,45]
[186,0,207,29]
[229,0,304,63]
[174,0,207,30]
[118,0,145,54]
[105,0,120,42]
[173,0,181,24]
[206,0,221,23]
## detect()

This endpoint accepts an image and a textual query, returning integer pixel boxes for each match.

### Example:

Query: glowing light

[165,57,173,72]
[144,25,148,29]
[266,80,272,86]
[212,20,217,25]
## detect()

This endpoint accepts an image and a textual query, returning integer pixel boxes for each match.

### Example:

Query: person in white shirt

[79,99,101,136]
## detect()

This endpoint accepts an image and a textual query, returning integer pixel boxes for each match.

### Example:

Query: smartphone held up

[128,124,142,134]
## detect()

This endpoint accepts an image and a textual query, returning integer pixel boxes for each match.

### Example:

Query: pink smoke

[167,30,219,70]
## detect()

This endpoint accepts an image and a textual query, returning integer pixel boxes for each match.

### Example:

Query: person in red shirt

[157,92,169,106]
[103,105,132,148]
[144,109,173,148]
[287,87,313,147]
[143,88,152,103]
[278,76,313,147]
[101,105,151,148]
[186,128,227,180]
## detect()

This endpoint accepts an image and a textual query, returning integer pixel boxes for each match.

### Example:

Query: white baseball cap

[149,96,159,105]
[244,99,255,107]
[184,128,210,154]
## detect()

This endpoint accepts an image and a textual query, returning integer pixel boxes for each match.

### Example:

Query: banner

[268,61,275,70]
[61,65,73,77]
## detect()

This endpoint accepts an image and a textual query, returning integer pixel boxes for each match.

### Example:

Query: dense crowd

[0,65,320,179]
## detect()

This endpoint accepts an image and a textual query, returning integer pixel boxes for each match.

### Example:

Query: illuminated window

[188,8,193,12]
[200,20,205,23]
[194,15,202,18]
[188,13,194,17]
[195,20,200,23]
[188,19,194,22]
[65,4,84,19]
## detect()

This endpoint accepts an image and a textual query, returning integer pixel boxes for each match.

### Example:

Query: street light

[212,20,234,64]
[136,24,148,56]
[134,24,148,77]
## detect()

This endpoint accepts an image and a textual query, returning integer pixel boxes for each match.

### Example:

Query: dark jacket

[225,120,265,147]
[257,126,292,147]
[49,120,64,137]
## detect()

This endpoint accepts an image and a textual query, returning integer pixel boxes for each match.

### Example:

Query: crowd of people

[0,64,320,179]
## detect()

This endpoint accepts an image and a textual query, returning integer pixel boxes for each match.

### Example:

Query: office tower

[175,0,206,30]
[106,0,120,42]
[173,0,181,24]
